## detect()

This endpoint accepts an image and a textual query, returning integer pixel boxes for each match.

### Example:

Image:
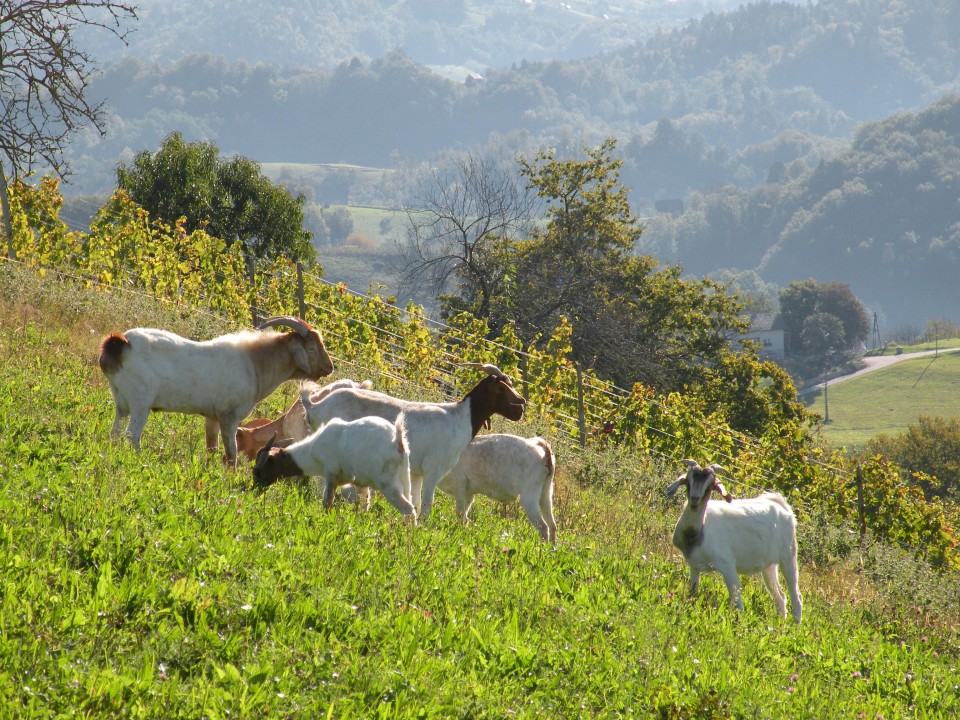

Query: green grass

[805,352,960,448]
[2,264,959,718]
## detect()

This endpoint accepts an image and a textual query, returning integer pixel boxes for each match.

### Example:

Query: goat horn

[462,362,507,380]
[681,458,700,469]
[257,316,310,338]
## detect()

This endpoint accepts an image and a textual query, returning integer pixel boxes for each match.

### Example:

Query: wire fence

[6,181,959,570]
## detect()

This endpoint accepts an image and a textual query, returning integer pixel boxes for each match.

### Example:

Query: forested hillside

[77,0,753,72]
[640,95,960,328]
[66,0,960,199]
[51,0,960,330]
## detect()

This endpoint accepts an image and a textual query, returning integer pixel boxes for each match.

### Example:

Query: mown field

[804,352,960,449]
[2,265,959,718]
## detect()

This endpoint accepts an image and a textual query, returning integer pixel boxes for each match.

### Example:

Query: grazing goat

[235,378,373,462]
[299,364,526,521]
[98,316,334,463]
[439,433,557,545]
[667,459,802,623]
[252,417,416,521]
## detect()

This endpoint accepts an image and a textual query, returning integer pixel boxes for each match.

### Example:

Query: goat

[98,316,334,463]
[252,417,416,521]
[666,459,802,623]
[439,433,557,545]
[299,363,526,522]
[235,378,373,462]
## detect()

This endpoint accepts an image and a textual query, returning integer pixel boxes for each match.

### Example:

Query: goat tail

[98,332,130,375]
[534,437,555,483]
[394,412,409,458]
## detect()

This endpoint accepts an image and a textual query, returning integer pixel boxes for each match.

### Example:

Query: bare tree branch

[0,0,138,177]
[1,0,138,256]
[396,152,537,316]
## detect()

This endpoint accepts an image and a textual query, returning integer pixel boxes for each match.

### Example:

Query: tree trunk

[0,158,14,260]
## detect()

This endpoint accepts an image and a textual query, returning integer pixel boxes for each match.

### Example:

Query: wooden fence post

[855,465,866,540]
[296,262,306,319]
[576,363,587,448]
[246,253,259,327]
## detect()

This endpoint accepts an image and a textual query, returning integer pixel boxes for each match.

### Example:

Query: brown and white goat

[299,364,526,522]
[253,416,416,521]
[98,316,333,463]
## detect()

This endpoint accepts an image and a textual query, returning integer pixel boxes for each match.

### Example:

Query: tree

[779,278,870,359]
[498,139,751,392]
[1,0,138,257]
[801,312,845,362]
[116,132,314,262]
[398,152,536,323]
[863,416,960,502]
[818,281,870,349]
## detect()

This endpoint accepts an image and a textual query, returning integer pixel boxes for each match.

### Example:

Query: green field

[804,352,960,448]
[2,265,959,718]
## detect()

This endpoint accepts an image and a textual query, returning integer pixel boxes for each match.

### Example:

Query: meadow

[804,352,960,449]
[1,265,959,718]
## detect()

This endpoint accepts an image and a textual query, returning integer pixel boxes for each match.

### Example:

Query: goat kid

[667,459,802,623]
[439,433,557,545]
[99,316,333,463]
[253,416,416,521]
[299,363,526,522]
[235,378,373,462]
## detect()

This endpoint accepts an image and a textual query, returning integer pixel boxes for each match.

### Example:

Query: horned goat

[252,417,416,521]
[667,459,802,623]
[439,433,557,544]
[299,363,526,521]
[98,316,334,463]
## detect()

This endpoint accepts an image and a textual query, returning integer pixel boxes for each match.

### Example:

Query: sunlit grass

[806,352,960,448]
[1,264,959,718]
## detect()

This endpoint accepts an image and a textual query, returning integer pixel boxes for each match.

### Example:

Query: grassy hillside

[2,264,959,717]
[804,352,960,449]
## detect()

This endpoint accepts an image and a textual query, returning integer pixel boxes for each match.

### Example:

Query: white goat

[299,364,526,522]
[439,433,557,545]
[666,459,802,623]
[235,378,373,462]
[98,316,334,463]
[252,417,416,521]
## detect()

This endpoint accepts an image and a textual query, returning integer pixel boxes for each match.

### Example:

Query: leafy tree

[801,312,845,364]
[779,278,869,359]
[863,416,960,502]
[116,131,314,262]
[488,140,756,399]
[322,207,355,246]
[818,280,870,349]
[0,0,137,257]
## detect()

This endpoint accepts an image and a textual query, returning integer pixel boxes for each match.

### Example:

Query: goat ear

[254,433,279,470]
[713,479,733,502]
[665,473,686,498]
[291,344,311,374]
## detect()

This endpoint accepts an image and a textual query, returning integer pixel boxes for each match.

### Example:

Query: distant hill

[78,0,755,73]
[67,0,960,200]
[640,95,960,328]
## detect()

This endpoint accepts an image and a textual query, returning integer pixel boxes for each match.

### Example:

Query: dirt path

[798,347,960,396]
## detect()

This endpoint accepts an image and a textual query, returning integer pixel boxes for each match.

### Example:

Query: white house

[738,313,785,360]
